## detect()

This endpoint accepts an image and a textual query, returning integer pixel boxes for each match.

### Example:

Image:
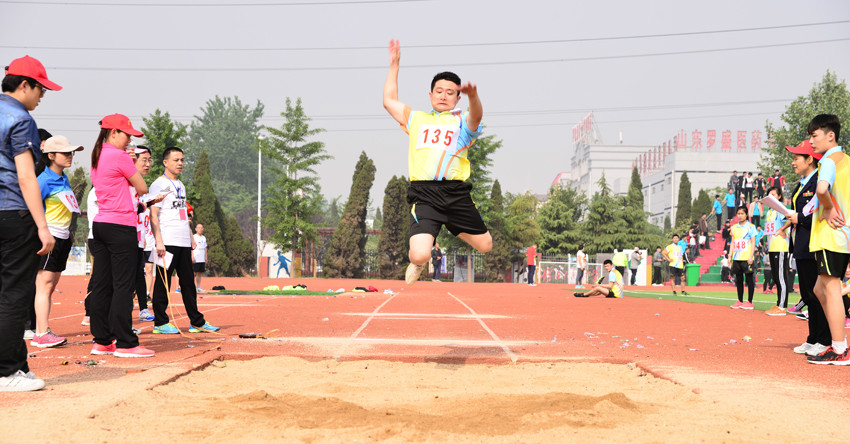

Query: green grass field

[571,287,797,310]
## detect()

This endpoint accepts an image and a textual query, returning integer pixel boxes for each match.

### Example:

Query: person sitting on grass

[573,260,622,298]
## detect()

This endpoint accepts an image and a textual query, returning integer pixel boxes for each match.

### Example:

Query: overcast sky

[2,0,849,209]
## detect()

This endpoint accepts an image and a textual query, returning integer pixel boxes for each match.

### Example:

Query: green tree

[377,176,409,279]
[373,207,383,230]
[140,109,188,184]
[675,171,692,228]
[582,175,623,255]
[504,191,540,250]
[483,180,511,282]
[692,189,712,221]
[760,71,850,187]
[69,167,89,247]
[537,184,587,255]
[190,150,228,275]
[323,152,376,278]
[261,97,331,255]
[621,166,659,248]
[467,133,502,216]
[185,96,266,215]
[663,215,672,233]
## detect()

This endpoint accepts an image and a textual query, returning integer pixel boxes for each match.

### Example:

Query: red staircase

[692,232,726,274]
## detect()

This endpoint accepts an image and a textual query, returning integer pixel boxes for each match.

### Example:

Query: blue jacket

[0,94,41,211]
[789,172,818,260]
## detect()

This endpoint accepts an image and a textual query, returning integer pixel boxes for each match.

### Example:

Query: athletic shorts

[193,262,206,273]
[815,250,850,278]
[670,266,683,285]
[731,260,755,275]
[408,180,488,238]
[39,236,73,273]
[144,249,153,263]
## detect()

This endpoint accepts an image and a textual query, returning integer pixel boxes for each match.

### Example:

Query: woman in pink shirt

[88,114,154,358]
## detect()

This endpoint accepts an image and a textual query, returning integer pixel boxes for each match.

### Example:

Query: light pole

[257,136,264,276]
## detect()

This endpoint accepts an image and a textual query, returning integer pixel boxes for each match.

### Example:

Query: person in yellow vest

[611,249,627,277]
[806,113,850,365]
[661,234,690,296]
[382,40,491,285]
[763,186,791,316]
[729,206,757,309]
[573,260,622,298]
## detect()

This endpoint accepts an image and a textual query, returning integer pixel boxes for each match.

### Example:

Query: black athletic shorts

[39,236,73,273]
[408,180,488,238]
[193,262,206,273]
[731,260,755,275]
[815,250,850,278]
[670,266,683,285]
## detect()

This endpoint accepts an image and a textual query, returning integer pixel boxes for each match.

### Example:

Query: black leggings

[732,260,754,302]
[134,248,148,310]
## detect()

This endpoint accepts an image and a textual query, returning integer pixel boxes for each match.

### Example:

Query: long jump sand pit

[8,355,843,444]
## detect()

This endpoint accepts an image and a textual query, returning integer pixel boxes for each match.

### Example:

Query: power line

[0,0,428,6]
[45,38,849,72]
[3,20,847,52]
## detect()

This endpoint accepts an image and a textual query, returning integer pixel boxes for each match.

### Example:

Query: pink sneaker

[730,301,744,309]
[91,342,116,355]
[30,330,67,348]
[845,318,850,328]
[741,301,754,310]
[114,346,155,358]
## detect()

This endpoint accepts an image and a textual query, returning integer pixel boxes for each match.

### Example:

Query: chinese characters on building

[633,129,762,174]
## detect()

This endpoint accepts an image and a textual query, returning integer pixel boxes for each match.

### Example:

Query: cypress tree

[377,176,409,279]
[190,150,227,275]
[323,152,376,278]
[537,184,586,255]
[483,180,511,282]
[583,175,622,254]
[675,171,692,228]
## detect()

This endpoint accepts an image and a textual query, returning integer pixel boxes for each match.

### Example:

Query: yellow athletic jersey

[730,221,757,261]
[764,209,789,253]
[664,244,683,269]
[608,268,624,298]
[810,147,850,254]
[402,106,482,181]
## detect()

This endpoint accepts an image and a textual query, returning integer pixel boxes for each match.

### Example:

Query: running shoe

[23,330,34,340]
[91,342,116,355]
[805,343,829,357]
[845,318,850,328]
[741,301,754,310]
[138,308,154,322]
[806,347,850,365]
[0,370,45,392]
[132,327,142,335]
[573,292,589,298]
[405,263,425,285]
[765,306,786,316]
[793,342,814,354]
[152,323,179,334]
[796,311,809,321]
[30,330,67,348]
[730,301,744,309]
[81,316,90,326]
[575,285,585,289]
[114,346,155,358]
[188,322,220,333]
[787,304,804,315]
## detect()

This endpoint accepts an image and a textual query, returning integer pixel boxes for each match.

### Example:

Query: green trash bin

[685,263,701,286]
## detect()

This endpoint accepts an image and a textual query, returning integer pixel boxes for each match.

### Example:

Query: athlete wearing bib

[763,187,791,315]
[729,206,757,309]
[573,260,622,298]
[661,234,689,296]
[383,39,492,285]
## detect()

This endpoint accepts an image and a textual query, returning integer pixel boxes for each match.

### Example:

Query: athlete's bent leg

[408,233,435,265]
[458,231,492,253]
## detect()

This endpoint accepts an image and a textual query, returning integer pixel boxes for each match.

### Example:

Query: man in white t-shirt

[149,147,218,335]
[192,224,207,292]
[575,245,587,288]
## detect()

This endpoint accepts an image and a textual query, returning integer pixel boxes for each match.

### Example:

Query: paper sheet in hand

[150,251,173,269]
[758,195,792,216]
[802,196,819,216]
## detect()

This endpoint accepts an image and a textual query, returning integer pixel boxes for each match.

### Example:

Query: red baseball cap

[5,55,62,91]
[785,139,822,160]
[100,114,144,137]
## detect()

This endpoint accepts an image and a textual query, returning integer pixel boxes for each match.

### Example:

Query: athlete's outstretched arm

[383,39,406,125]
[460,82,482,130]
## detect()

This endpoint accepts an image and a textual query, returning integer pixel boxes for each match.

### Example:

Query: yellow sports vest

[764,209,789,253]
[403,107,477,181]
[810,149,850,254]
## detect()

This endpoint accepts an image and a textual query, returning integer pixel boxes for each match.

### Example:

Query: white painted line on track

[269,336,538,347]
[333,293,397,360]
[448,292,518,364]
[340,312,508,320]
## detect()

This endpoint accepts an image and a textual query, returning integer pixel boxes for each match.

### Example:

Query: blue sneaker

[152,323,179,334]
[188,322,220,333]
[138,309,154,322]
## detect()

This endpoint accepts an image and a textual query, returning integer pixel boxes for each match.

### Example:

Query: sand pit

[2,356,846,443]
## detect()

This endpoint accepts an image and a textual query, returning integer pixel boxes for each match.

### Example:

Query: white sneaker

[81,316,90,326]
[805,343,829,356]
[405,263,425,285]
[0,370,45,392]
[23,330,35,340]
[793,342,813,354]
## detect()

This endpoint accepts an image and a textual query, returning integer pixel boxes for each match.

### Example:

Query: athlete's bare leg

[409,233,436,265]
[458,231,492,253]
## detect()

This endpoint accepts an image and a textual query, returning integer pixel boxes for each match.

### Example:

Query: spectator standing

[430,242,442,281]
[525,244,539,286]
[722,221,732,253]
[193,224,207,292]
[749,198,763,228]
[784,139,829,356]
[744,172,755,202]
[728,171,739,195]
[768,169,786,190]
[611,249,627,278]
[687,229,699,259]
[764,186,791,316]
[720,253,732,283]
[628,247,642,285]
[0,56,59,392]
[652,247,664,286]
[754,173,767,200]
[724,188,737,222]
[698,214,709,249]
[762,251,774,294]
[575,245,587,288]
[713,195,723,231]
[729,206,757,309]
